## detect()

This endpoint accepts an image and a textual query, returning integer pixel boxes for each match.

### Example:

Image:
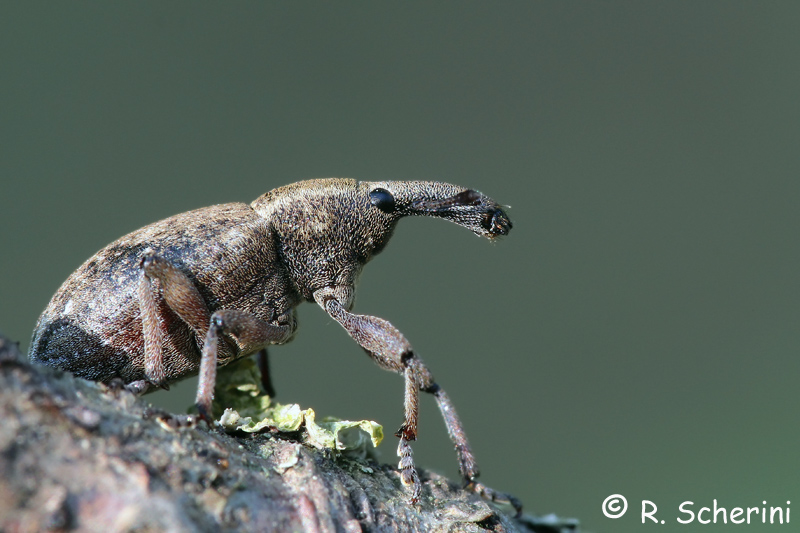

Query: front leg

[313,287,521,514]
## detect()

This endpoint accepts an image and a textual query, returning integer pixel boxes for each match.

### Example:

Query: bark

[0,334,578,533]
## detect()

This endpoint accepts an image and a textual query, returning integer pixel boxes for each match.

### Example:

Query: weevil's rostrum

[29,178,518,512]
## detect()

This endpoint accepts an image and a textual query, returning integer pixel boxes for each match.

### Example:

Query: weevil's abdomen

[29,202,300,385]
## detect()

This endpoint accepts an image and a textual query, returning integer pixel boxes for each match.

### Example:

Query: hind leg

[138,252,211,387]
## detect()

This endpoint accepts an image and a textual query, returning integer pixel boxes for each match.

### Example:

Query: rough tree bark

[0,334,578,533]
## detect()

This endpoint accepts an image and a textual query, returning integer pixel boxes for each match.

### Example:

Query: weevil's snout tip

[482,208,512,237]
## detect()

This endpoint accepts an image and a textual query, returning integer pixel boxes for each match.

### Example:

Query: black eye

[369,188,396,213]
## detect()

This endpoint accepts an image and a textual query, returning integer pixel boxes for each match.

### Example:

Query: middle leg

[196,309,293,420]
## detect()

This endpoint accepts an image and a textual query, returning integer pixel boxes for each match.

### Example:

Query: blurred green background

[2,3,799,531]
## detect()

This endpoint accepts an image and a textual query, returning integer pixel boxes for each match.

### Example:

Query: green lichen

[212,358,383,459]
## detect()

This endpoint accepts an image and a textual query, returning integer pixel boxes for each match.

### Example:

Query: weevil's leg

[312,290,423,498]
[106,376,151,396]
[426,372,522,515]
[425,376,522,514]
[315,289,523,514]
[256,348,276,398]
[313,291,472,502]
[470,482,524,517]
[139,252,211,387]
[125,380,151,395]
[139,252,292,420]
[196,309,292,421]
[139,261,166,386]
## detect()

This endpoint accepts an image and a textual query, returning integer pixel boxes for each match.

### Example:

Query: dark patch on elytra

[30,318,129,382]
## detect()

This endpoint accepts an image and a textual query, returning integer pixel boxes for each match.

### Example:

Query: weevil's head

[252,178,511,299]
[361,180,512,239]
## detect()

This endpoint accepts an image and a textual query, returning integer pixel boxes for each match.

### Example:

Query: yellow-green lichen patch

[212,358,383,458]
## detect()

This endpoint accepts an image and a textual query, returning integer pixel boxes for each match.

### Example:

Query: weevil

[29,178,519,511]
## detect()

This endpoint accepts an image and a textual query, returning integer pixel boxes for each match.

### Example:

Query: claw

[468,481,523,517]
